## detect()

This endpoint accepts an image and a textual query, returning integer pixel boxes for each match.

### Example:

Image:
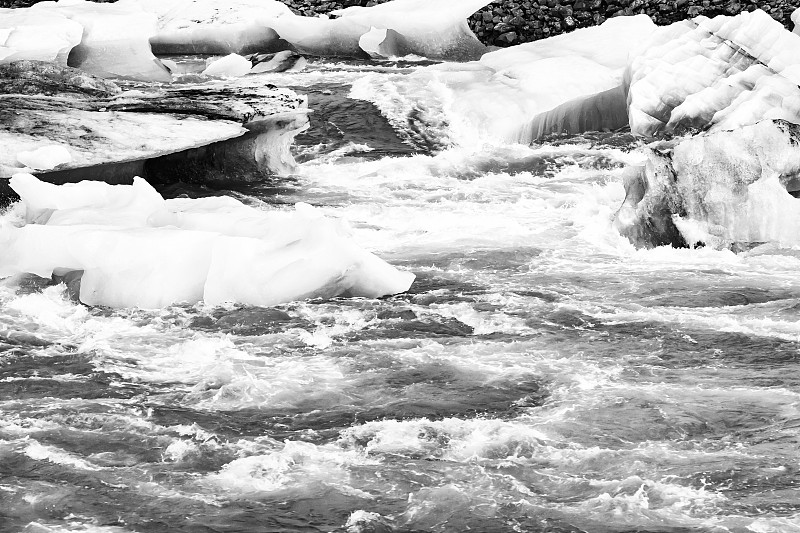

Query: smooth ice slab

[0,175,415,308]
[26,0,171,81]
[0,103,246,179]
[331,0,491,60]
[0,61,309,182]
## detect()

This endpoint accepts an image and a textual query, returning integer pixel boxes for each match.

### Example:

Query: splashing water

[3,59,800,533]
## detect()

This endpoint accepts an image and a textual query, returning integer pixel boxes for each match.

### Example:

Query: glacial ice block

[614,120,800,249]
[626,9,800,137]
[332,0,491,60]
[0,10,82,66]
[118,0,294,55]
[0,175,414,308]
[1,61,309,183]
[202,54,252,78]
[28,0,171,82]
[124,0,489,60]
[351,15,655,145]
[16,145,72,171]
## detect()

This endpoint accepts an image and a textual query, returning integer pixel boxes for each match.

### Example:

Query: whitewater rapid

[3,59,800,533]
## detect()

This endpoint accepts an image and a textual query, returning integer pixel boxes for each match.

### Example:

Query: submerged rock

[0,61,308,187]
[614,119,800,249]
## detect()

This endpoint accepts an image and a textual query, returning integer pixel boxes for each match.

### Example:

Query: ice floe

[29,0,171,82]
[0,9,82,66]
[626,9,800,136]
[615,120,800,249]
[0,175,415,308]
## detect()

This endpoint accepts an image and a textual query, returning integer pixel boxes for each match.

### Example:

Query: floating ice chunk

[119,0,294,55]
[351,15,655,145]
[122,0,488,60]
[203,232,415,306]
[793,8,800,35]
[10,173,168,226]
[267,14,370,58]
[16,145,72,171]
[28,0,171,82]
[615,120,800,249]
[0,10,83,66]
[482,14,653,72]
[358,27,413,59]
[334,0,490,60]
[626,9,800,137]
[202,53,252,77]
[0,176,414,308]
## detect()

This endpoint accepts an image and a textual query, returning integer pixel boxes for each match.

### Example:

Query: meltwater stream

[3,60,800,533]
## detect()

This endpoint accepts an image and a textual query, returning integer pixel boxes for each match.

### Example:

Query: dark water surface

[3,60,800,533]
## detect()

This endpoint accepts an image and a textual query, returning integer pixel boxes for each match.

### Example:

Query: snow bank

[626,9,800,137]
[0,175,414,308]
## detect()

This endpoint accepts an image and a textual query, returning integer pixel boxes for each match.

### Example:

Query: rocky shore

[2,0,795,48]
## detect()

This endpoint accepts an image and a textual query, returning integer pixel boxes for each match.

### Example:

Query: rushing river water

[3,59,800,533]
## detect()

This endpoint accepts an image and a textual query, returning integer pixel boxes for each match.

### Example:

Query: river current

[2,60,800,533]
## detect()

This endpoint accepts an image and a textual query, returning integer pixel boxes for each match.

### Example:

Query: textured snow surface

[0,175,415,308]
